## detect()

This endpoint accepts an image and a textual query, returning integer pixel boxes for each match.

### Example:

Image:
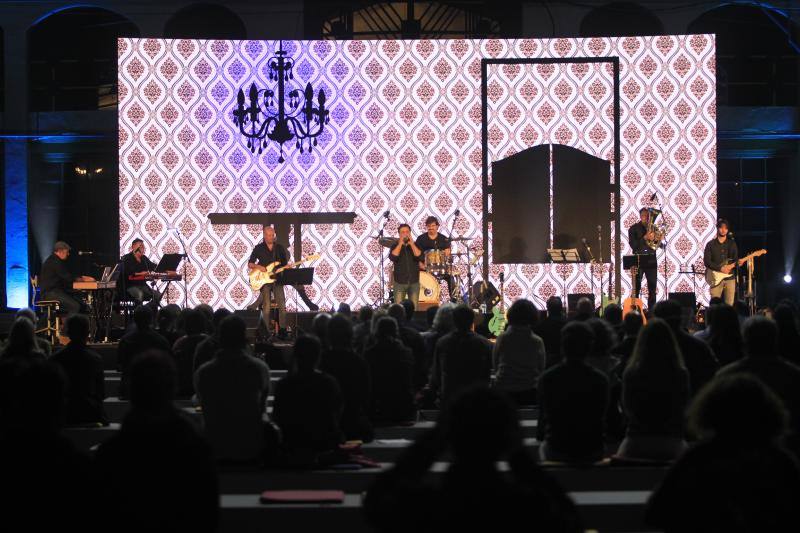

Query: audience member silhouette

[312,312,332,349]
[422,302,456,364]
[336,302,352,319]
[171,308,208,398]
[0,317,46,362]
[774,302,800,365]
[95,350,218,533]
[401,298,425,331]
[364,386,583,533]
[117,305,170,399]
[492,299,546,406]
[193,308,232,373]
[585,318,621,377]
[617,319,689,460]
[195,315,275,463]
[645,374,800,532]
[717,316,800,452]
[653,300,718,398]
[195,303,215,334]
[387,303,428,390]
[427,305,492,406]
[535,296,567,365]
[320,314,374,442]
[613,311,644,371]
[603,303,624,339]
[573,297,595,321]
[352,306,374,354]
[708,304,745,366]
[51,314,107,425]
[273,334,344,466]
[537,321,609,463]
[9,307,52,355]
[425,305,439,330]
[364,317,416,424]
[155,304,182,346]
[0,358,96,532]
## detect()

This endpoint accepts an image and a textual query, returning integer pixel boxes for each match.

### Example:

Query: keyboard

[73,281,117,291]
[128,273,183,282]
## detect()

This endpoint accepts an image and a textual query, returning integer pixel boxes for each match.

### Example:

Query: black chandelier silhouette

[232,40,329,163]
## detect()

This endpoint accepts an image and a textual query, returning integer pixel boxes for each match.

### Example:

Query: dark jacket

[117,328,171,398]
[51,343,107,425]
[321,348,373,442]
[428,330,492,404]
[273,371,344,453]
[364,338,416,423]
[40,254,73,293]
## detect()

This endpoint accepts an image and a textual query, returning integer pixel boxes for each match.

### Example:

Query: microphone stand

[377,214,391,307]
[583,239,596,309]
[173,228,190,309]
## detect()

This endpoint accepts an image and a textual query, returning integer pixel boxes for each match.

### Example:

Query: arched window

[688,4,798,106]
[579,2,663,37]
[29,7,139,111]
[164,3,246,40]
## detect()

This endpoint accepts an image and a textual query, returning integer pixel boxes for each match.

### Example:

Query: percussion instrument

[424,249,452,276]
[418,271,440,304]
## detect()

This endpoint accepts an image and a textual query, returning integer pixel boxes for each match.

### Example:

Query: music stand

[547,248,581,263]
[623,254,657,299]
[155,253,184,273]
[281,267,315,338]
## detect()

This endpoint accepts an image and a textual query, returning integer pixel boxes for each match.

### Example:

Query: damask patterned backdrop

[118,35,716,310]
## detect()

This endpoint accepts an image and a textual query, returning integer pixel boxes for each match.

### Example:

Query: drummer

[415,216,458,300]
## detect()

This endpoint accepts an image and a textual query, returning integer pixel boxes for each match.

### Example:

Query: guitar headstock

[303,253,321,263]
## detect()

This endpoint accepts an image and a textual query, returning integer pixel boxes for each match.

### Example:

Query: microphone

[78,250,94,256]
[454,209,460,217]
[383,210,390,218]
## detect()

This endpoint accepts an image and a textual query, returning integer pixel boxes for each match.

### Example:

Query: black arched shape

[688,3,796,56]
[164,2,246,40]
[28,6,140,111]
[579,2,663,37]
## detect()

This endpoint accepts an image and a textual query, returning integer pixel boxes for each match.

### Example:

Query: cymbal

[450,252,469,256]
[450,236,473,241]
[378,237,398,248]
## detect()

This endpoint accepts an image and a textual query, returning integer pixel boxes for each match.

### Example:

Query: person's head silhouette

[129,350,177,415]
[293,334,322,374]
[742,315,779,358]
[560,321,594,361]
[218,314,248,352]
[327,313,354,351]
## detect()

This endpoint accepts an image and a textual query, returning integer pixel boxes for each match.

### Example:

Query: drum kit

[377,235,480,306]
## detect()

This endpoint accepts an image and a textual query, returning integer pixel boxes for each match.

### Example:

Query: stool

[30,275,62,346]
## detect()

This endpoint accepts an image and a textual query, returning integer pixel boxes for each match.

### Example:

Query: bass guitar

[249,254,320,291]
[705,249,766,287]
[488,272,507,336]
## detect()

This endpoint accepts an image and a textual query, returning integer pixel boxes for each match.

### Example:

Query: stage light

[784,274,793,284]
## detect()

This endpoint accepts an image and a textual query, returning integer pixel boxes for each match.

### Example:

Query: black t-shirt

[39,254,73,293]
[628,222,655,256]
[249,242,289,268]
[415,233,451,252]
[122,252,156,287]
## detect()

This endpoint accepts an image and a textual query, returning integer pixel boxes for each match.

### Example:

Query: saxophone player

[628,207,659,311]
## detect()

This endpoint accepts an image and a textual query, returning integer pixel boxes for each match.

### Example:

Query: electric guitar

[248,254,320,291]
[705,249,767,287]
[488,272,507,336]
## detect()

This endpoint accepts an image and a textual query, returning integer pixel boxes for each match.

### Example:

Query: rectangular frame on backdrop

[482,56,621,299]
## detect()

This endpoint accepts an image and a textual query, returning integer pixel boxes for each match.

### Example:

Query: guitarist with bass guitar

[248,225,290,334]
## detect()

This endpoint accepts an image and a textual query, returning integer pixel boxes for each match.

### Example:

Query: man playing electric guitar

[703,218,738,306]
[248,225,289,334]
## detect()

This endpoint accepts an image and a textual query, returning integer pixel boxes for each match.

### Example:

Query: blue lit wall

[5,140,29,308]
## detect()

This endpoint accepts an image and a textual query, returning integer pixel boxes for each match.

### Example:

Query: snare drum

[418,271,441,304]
[425,249,452,276]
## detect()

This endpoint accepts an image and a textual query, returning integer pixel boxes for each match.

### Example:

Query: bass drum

[418,271,441,304]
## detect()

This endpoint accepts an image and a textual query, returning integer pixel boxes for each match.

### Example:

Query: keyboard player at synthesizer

[39,240,93,315]
[121,238,174,307]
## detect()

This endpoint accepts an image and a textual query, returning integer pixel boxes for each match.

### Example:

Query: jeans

[42,289,85,315]
[257,283,286,331]
[634,266,658,311]
[710,278,736,306]
[394,282,420,308]
[128,284,161,307]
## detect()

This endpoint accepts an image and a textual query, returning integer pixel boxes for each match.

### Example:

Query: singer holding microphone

[389,223,424,307]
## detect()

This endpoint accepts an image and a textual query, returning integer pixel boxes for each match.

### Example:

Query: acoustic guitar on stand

[705,249,767,288]
[622,265,648,324]
[249,254,320,291]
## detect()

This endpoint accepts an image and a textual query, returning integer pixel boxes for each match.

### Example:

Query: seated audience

[645,374,800,532]
[492,299,546,406]
[12,308,52,355]
[428,305,492,406]
[422,302,456,367]
[617,319,689,460]
[95,351,218,533]
[401,299,426,331]
[537,321,609,463]
[192,308,232,373]
[612,311,644,371]
[0,317,46,362]
[195,315,275,463]
[0,358,95,531]
[364,386,583,533]
[364,317,416,424]
[717,316,800,451]
[352,305,374,354]
[603,303,624,339]
[171,308,208,398]
[572,297,595,321]
[387,303,428,390]
[336,302,352,319]
[774,302,800,365]
[273,335,344,465]
[653,300,718,398]
[51,314,106,425]
[117,305,171,399]
[155,304,182,346]
[312,312,332,349]
[321,314,373,442]
[708,304,744,366]
[424,305,439,331]
[585,318,620,377]
[534,296,566,366]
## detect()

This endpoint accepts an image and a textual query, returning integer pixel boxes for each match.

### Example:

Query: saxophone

[645,208,665,250]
